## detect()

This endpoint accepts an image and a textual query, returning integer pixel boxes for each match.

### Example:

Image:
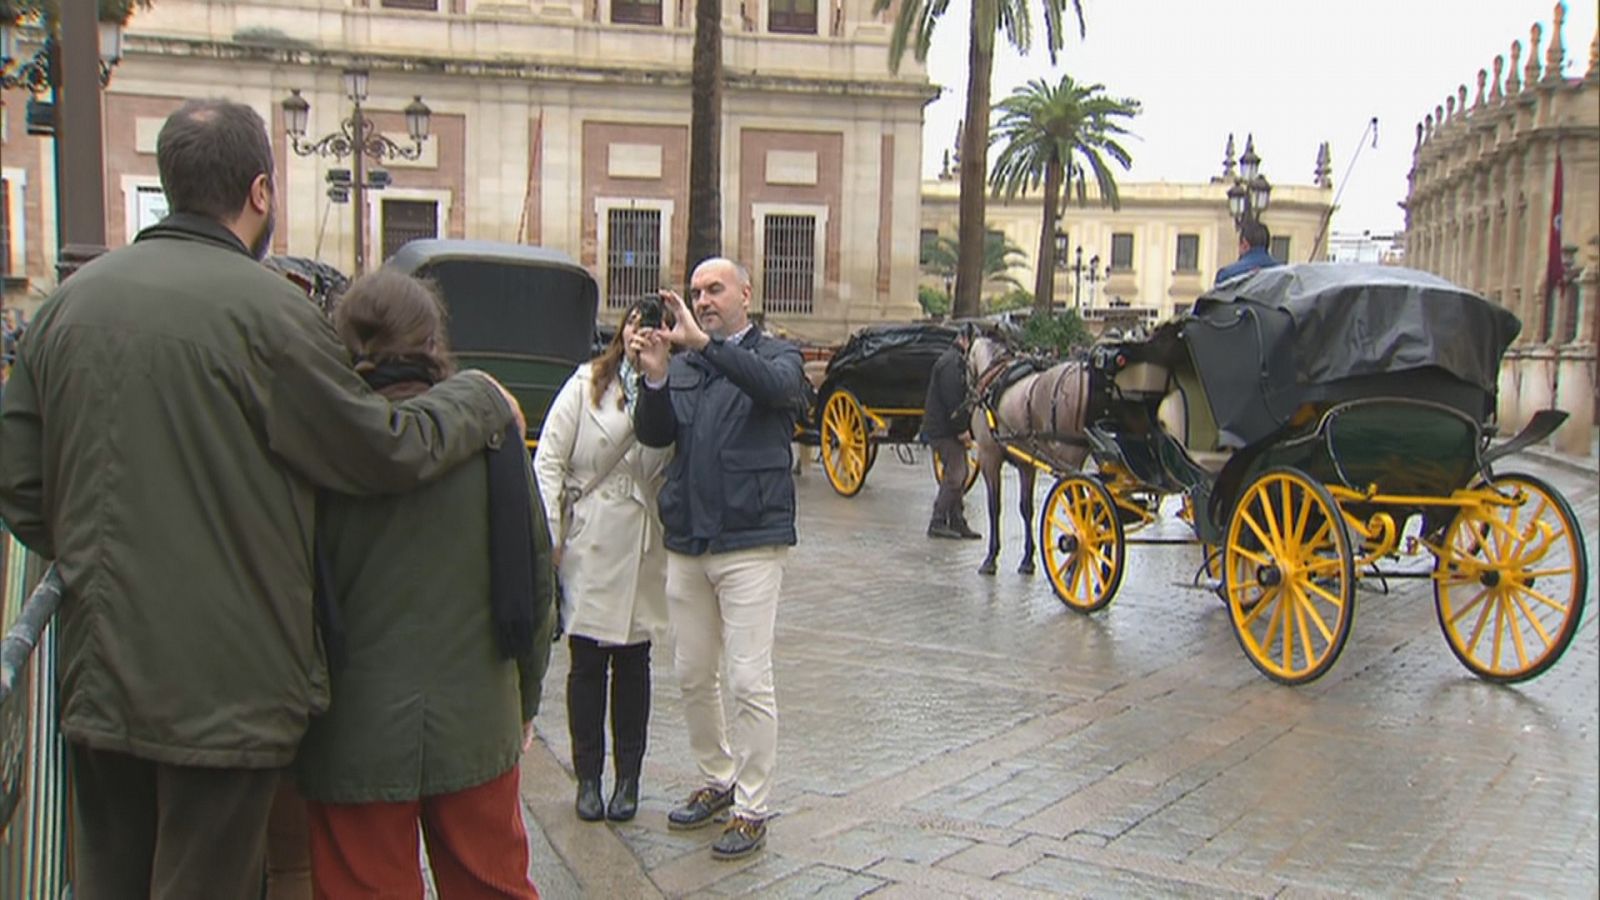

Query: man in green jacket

[0,99,521,898]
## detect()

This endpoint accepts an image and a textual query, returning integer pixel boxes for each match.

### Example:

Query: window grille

[612,0,662,23]
[380,199,438,262]
[763,214,815,315]
[1174,234,1199,272]
[1110,233,1134,271]
[1269,235,1291,263]
[769,0,817,33]
[606,208,662,309]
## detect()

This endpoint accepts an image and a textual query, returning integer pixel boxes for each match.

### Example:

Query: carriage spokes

[1433,472,1588,683]
[1224,467,1356,684]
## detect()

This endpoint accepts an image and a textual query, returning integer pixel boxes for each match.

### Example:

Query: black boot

[575,778,605,821]
[950,514,982,540]
[607,777,640,822]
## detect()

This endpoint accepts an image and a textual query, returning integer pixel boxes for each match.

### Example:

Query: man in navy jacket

[1215,220,1282,286]
[633,258,806,861]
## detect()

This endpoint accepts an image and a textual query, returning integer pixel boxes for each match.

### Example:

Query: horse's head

[964,332,1007,385]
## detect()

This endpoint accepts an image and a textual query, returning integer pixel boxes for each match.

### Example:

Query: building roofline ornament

[1544,1,1565,83]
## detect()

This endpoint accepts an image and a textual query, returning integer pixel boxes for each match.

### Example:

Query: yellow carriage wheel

[929,442,981,495]
[1433,472,1588,683]
[1039,475,1126,613]
[1223,467,1355,685]
[820,390,871,497]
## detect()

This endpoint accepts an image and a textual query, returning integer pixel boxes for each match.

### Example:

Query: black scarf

[485,421,538,658]
[356,357,441,392]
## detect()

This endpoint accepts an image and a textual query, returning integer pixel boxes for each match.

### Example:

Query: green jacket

[294,453,556,803]
[0,214,513,768]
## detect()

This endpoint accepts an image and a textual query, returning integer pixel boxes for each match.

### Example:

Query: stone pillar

[1553,344,1596,455]
[1498,348,1527,432]
[1516,345,1559,426]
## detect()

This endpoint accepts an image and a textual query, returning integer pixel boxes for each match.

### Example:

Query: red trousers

[305,768,538,899]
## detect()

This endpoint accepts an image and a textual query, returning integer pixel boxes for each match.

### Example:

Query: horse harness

[972,351,1092,471]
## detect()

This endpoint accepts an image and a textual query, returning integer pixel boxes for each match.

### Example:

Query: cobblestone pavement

[517,447,1598,899]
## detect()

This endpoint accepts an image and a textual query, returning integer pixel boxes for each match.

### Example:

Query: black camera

[637,296,669,330]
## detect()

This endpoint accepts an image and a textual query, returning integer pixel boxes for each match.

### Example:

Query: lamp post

[1072,245,1083,309]
[281,70,431,274]
[1062,247,1107,312]
[1223,133,1272,227]
[2,8,127,280]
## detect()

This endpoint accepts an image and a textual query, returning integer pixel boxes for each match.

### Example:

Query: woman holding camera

[534,299,671,822]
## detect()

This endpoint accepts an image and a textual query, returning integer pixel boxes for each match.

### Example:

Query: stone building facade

[0,0,934,341]
[1404,4,1599,454]
[919,139,1335,327]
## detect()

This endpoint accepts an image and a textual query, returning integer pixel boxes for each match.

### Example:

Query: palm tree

[876,0,1085,319]
[685,0,723,281]
[989,75,1139,314]
[921,231,1027,298]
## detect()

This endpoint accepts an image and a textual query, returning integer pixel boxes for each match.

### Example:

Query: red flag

[1546,150,1564,295]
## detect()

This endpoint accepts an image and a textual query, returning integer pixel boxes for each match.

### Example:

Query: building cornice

[118,33,938,102]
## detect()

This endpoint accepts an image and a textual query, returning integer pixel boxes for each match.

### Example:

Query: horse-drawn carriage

[970,263,1588,685]
[385,240,599,446]
[803,323,980,497]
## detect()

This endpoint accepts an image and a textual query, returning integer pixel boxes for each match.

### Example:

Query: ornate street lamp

[2,5,130,281]
[281,69,432,273]
[0,16,124,92]
[1222,133,1272,226]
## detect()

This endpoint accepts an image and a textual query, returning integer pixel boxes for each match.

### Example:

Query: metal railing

[0,538,69,900]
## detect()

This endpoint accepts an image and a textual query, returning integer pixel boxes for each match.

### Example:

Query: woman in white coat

[534,301,670,823]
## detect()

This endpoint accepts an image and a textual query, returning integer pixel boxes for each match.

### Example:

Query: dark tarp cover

[385,240,599,366]
[1183,263,1520,448]
[1197,263,1520,390]
[822,323,958,409]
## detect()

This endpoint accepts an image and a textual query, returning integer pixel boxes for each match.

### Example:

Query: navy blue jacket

[634,330,806,556]
[1214,247,1281,286]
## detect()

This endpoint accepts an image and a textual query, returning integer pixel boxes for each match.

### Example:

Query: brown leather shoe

[667,785,734,830]
[710,815,767,860]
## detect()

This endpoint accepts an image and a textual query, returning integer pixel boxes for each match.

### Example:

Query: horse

[965,335,1095,576]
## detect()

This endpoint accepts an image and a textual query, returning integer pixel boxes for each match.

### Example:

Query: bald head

[689,256,753,339]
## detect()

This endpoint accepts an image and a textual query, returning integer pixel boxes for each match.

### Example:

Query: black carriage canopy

[820,323,960,409]
[1183,263,1520,448]
[385,239,599,365]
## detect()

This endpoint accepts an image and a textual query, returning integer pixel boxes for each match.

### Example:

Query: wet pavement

[517,446,1599,898]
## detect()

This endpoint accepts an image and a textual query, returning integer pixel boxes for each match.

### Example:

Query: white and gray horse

[965,335,1095,576]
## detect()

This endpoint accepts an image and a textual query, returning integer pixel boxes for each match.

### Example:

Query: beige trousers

[666,546,787,819]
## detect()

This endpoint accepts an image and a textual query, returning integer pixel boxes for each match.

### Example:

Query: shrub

[917,285,951,317]
[985,288,1033,314]
[1019,309,1092,356]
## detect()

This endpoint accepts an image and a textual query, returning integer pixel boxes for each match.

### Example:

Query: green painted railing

[0,534,68,900]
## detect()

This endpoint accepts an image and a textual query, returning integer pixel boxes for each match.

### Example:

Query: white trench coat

[533,363,671,646]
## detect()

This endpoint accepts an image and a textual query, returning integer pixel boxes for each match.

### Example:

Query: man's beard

[250,209,275,261]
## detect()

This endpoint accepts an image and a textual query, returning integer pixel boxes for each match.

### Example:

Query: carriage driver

[922,325,982,540]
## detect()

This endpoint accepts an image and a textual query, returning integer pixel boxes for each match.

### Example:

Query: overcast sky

[919,0,1597,238]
